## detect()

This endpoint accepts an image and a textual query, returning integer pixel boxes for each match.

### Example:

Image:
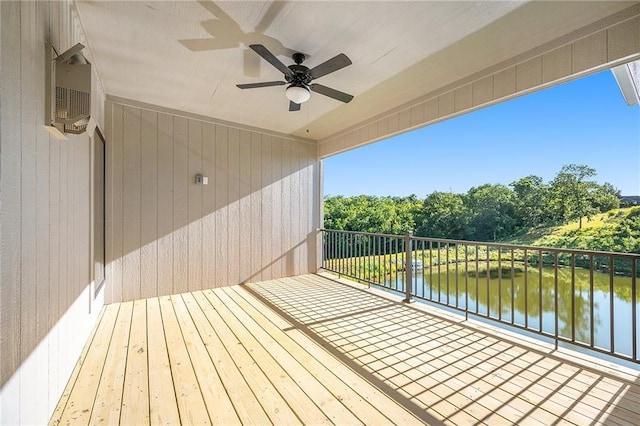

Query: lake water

[383,263,639,357]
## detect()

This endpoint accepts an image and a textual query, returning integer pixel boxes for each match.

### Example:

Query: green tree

[466,184,516,241]
[415,191,469,239]
[592,182,620,213]
[550,164,598,228]
[510,175,549,228]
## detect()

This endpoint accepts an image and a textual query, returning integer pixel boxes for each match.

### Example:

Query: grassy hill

[502,207,640,254]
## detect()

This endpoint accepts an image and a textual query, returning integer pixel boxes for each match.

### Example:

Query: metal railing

[320,228,640,365]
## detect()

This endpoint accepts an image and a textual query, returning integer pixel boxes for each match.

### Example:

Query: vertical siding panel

[280,140,292,276]
[35,0,51,417]
[19,1,38,422]
[542,45,572,84]
[454,85,473,112]
[110,103,125,303]
[238,130,251,283]
[250,133,262,282]
[492,67,516,100]
[438,92,455,117]
[156,113,174,297]
[472,76,494,107]
[607,17,640,62]
[0,1,20,422]
[76,135,91,299]
[58,137,70,383]
[261,135,272,280]
[202,123,216,288]
[122,106,142,302]
[173,116,189,295]
[271,138,283,278]
[48,137,60,412]
[291,142,302,276]
[141,110,158,299]
[227,128,240,285]
[215,125,228,287]
[188,119,203,291]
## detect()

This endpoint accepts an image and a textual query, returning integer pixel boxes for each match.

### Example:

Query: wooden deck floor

[51,273,640,425]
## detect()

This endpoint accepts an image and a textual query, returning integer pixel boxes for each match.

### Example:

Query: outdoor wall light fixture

[285,84,310,104]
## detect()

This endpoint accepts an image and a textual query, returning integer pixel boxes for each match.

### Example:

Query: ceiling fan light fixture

[286,84,310,104]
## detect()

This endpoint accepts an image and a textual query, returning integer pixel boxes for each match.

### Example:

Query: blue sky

[323,70,640,197]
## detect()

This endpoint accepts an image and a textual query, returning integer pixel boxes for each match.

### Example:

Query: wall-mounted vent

[45,43,92,137]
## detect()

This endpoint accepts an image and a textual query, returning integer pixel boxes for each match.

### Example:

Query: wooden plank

[217,288,371,424]
[146,298,180,424]
[193,291,302,424]
[110,102,125,303]
[140,110,158,299]
[228,285,423,425]
[227,127,240,286]
[182,292,272,424]
[214,125,228,286]
[250,132,262,282]
[201,123,216,288]
[89,301,133,425]
[238,130,251,283]
[120,299,150,425]
[122,106,142,301]
[53,305,117,425]
[156,113,174,297]
[171,294,240,424]
[260,135,273,280]
[158,296,211,424]
[188,119,203,292]
[173,116,189,295]
[19,1,38,423]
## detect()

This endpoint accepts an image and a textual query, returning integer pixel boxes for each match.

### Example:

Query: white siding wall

[319,12,640,157]
[105,100,320,303]
[0,1,106,424]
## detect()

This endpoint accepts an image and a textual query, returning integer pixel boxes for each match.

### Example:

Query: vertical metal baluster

[539,249,543,333]
[610,256,615,354]
[554,251,559,350]
[446,243,450,306]
[475,245,479,314]
[429,241,433,300]
[394,237,399,291]
[465,244,469,320]
[486,246,490,318]
[498,248,502,321]
[455,244,459,308]
[438,242,442,303]
[524,249,528,330]
[511,249,515,325]
[421,241,425,298]
[632,258,637,361]
[404,232,413,303]
[571,253,576,343]
[590,254,594,348]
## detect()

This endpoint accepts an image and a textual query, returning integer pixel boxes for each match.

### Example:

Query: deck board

[51,274,640,425]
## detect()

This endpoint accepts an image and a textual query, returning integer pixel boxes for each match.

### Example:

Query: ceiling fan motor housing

[286,63,312,86]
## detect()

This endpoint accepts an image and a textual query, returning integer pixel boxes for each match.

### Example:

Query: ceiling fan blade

[310,53,352,79]
[249,44,293,77]
[236,81,286,89]
[289,101,300,112]
[310,84,354,103]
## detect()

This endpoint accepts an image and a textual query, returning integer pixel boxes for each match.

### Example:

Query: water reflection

[386,262,639,357]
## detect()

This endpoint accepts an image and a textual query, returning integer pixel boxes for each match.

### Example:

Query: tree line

[324,164,621,242]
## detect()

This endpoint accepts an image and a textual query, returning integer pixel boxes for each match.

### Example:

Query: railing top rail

[319,228,640,259]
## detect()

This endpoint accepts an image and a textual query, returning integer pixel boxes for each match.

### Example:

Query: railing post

[404,231,414,303]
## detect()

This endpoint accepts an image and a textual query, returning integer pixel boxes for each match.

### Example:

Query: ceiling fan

[236,44,354,111]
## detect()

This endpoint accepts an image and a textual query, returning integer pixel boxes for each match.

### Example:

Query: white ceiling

[76,1,634,140]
